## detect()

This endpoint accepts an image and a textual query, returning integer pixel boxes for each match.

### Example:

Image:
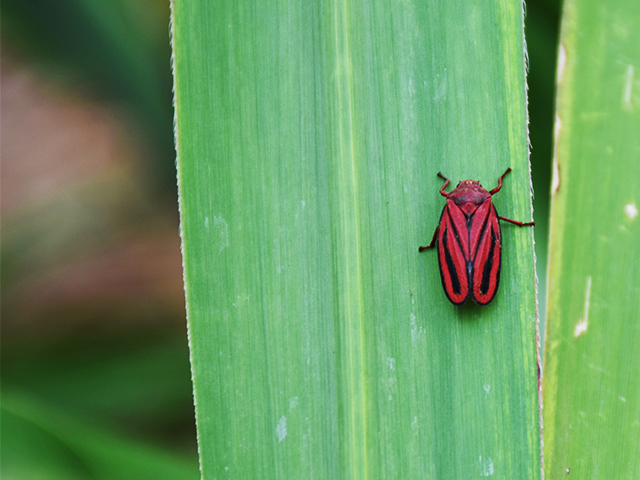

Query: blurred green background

[1,0,559,477]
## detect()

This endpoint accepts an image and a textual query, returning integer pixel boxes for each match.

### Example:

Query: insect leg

[498,216,535,227]
[419,225,439,251]
[436,172,451,197]
[489,167,512,195]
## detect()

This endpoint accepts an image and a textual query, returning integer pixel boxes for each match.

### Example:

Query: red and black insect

[419,168,534,305]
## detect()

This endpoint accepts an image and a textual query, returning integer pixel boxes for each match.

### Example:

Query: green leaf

[542,0,640,477]
[172,0,539,477]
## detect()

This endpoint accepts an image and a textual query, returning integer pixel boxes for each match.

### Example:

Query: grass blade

[172,1,539,477]
[542,0,640,477]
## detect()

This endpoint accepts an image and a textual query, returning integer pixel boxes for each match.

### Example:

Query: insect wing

[437,199,471,305]
[470,200,502,305]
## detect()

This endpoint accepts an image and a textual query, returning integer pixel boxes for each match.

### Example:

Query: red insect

[419,168,534,305]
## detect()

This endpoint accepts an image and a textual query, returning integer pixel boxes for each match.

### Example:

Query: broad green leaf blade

[172,1,539,478]
[542,0,640,477]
